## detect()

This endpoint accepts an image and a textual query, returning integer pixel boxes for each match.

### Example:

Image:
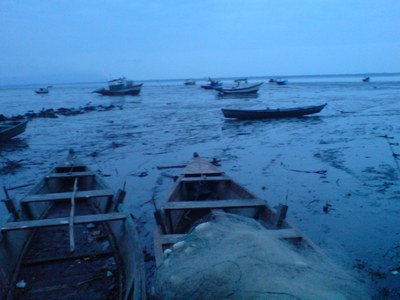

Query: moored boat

[222,103,327,120]
[362,76,370,82]
[153,153,319,267]
[184,79,196,85]
[0,151,146,299]
[35,88,49,94]
[216,81,263,95]
[200,78,223,90]
[0,119,29,142]
[276,79,287,85]
[94,77,143,96]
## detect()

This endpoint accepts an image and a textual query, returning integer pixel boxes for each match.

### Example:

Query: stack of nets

[156,212,369,299]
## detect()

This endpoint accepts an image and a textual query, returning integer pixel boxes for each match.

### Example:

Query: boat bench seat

[21,189,114,204]
[181,176,229,182]
[1,212,127,232]
[45,171,96,179]
[163,199,265,211]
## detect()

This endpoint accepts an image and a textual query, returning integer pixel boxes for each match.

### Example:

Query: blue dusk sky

[0,0,399,84]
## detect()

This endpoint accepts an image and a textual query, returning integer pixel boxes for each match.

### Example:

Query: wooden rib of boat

[153,153,320,266]
[0,151,145,299]
[222,103,327,120]
[216,82,263,95]
[0,119,29,142]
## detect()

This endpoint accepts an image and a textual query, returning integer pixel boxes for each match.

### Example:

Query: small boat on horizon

[200,78,223,90]
[362,76,370,82]
[0,119,29,142]
[216,80,263,95]
[35,87,49,94]
[222,103,327,120]
[184,79,196,85]
[276,79,287,85]
[93,77,143,96]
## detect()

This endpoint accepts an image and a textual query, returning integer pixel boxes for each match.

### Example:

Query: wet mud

[1,79,400,298]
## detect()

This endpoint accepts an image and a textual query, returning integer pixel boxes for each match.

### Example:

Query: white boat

[216,80,263,95]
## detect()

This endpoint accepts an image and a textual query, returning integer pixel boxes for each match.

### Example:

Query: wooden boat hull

[94,84,143,96]
[216,82,263,94]
[154,154,320,267]
[222,103,327,120]
[0,153,145,299]
[0,120,28,142]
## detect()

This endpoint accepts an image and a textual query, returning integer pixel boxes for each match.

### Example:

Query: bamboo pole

[69,178,78,252]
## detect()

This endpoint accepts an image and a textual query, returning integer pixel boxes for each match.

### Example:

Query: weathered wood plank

[21,189,114,203]
[180,175,229,182]
[163,199,265,211]
[182,157,224,175]
[1,212,127,232]
[22,249,113,266]
[69,178,78,252]
[45,171,95,179]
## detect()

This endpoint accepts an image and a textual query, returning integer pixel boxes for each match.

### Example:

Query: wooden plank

[182,157,223,175]
[163,199,265,211]
[22,189,114,203]
[180,176,230,182]
[69,178,78,252]
[22,250,113,266]
[45,171,95,179]
[1,212,127,232]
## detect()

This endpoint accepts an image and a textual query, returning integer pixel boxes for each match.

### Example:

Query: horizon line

[1,71,399,88]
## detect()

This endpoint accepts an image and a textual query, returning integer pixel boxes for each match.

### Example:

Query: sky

[0,0,399,84]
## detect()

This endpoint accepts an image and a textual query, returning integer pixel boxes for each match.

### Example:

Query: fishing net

[155,212,369,299]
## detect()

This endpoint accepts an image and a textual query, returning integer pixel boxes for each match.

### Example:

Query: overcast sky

[0,0,399,84]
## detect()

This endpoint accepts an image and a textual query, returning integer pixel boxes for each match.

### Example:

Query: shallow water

[1,75,400,297]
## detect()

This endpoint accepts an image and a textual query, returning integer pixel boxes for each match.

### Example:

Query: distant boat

[269,78,276,83]
[276,79,287,85]
[35,88,49,94]
[216,81,263,95]
[200,78,223,90]
[221,103,327,120]
[93,77,143,96]
[362,76,370,82]
[0,119,28,142]
[184,79,196,85]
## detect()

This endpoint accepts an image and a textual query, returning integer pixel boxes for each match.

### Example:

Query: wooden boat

[276,79,287,85]
[0,119,28,142]
[216,82,263,95]
[200,78,223,90]
[362,76,370,82]
[0,151,146,299]
[35,88,49,94]
[153,153,320,266]
[93,77,143,96]
[222,103,327,120]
